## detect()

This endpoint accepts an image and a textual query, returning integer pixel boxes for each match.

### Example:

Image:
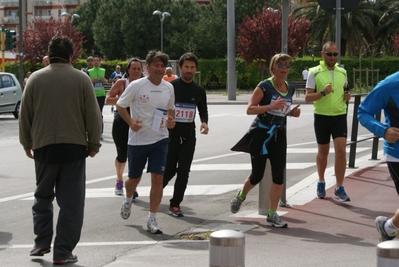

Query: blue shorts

[127,138,169,179]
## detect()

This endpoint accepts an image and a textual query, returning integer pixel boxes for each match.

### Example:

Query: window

[1,75,15,88]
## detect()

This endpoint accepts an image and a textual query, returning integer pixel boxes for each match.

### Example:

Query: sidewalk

[105,153,395,267]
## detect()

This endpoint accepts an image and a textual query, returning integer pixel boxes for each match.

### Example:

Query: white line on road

[20,184,244,200]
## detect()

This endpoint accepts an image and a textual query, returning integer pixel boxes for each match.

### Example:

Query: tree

[92,0,127,59]
[121,0,172,59]
[191,0,227,59]
[293,0,379,57]
[23,17,84,67]
[74,0,106,57]
[237,5,309,75]
[375,0,399,55]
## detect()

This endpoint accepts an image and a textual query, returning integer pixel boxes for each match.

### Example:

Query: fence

[352,68,380,93]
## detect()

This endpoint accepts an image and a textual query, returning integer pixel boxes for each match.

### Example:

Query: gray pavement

[100,94,390,267]
[102,149,391,267]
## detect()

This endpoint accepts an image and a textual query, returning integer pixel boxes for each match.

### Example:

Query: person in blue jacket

[358,71,399,242]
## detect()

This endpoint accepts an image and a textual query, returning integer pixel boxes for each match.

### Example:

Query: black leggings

[112,111,129,163]
[249,128,287,185]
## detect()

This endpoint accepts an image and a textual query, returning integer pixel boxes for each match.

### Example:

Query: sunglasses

[324,52,339,57]
[276,62,291,69]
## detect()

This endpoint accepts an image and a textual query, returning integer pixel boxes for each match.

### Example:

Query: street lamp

[46,1,69,18]
[152,10,170,52]
[69,13,80,32]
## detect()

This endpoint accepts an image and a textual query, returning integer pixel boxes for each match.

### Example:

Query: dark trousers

[163,135,196,207]
[33,159,86,260]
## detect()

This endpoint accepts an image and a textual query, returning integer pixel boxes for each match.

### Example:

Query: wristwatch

[320,90,326,96]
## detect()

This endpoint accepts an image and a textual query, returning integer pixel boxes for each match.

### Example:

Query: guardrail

[347,93,381,168]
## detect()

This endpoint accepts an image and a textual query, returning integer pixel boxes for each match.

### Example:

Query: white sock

[148,212,156,221]
[125,197,132,204]
[384,219,398,236]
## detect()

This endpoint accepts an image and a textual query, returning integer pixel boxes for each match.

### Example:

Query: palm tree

[375,0,399,55]
[293,0,379,56]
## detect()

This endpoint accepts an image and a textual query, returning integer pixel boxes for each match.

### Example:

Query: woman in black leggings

[106,58,143,196]
[230,53,301,228]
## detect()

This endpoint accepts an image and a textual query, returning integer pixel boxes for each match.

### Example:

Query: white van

[0,72,22,118]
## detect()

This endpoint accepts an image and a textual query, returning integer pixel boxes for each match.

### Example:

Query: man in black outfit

[163,52,209,217]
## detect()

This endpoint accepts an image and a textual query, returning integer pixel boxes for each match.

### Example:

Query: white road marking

[0,241,158,249]
[287,147,369,153]
[20,184,244,200]
[190,163,315,171]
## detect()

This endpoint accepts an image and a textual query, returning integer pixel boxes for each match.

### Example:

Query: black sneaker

[133,189,139,199]
[53,254,78,265]
[30,246,50,256]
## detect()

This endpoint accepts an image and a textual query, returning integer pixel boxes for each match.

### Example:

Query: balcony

[33,15,51,21]
[32,0,54,6]
[64,0,81,5]
[1,0,19,7]
[2,16,19,23]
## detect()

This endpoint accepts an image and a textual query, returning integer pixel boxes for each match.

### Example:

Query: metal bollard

[209,230,245,267]
[258,159,272,215]
[377,240,399,266]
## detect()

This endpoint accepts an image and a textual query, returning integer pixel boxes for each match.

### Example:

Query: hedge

[6,56,398,91]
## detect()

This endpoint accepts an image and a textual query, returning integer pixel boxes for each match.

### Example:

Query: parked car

[0,72,22,118]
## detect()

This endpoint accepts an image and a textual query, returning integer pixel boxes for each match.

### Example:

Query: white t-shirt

[302,69,308,80]
[117,77,175,145]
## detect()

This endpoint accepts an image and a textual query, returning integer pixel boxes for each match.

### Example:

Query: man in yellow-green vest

[88,55,108,140]
[305,41,352,202]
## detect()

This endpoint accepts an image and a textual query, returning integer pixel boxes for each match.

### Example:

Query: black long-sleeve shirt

[169,78,208,137]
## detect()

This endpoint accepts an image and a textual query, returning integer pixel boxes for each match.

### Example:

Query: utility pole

[1,25,5,72]
[18,0,26,86]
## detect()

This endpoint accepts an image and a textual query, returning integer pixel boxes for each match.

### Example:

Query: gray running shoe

[334,186,350,202]
[147,218,163,234]
[230,191,245,214]
[375,216,396,242]
[115,181,123,196]
[120,199,131,220]
[266,213,288,228]
[317,181,326,199]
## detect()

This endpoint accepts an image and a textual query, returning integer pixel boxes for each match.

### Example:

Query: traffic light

[5,30,16,50]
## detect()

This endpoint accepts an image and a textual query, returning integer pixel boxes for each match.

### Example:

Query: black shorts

[386,162,399,195]
[314,114,347,144]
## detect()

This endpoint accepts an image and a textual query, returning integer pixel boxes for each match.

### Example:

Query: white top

[117,77,175,145]
[302,69,308,80]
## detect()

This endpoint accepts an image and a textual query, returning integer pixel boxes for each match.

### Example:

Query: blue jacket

[358,71,399,159]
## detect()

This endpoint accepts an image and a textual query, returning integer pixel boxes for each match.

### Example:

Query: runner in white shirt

[116,50,175,234]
